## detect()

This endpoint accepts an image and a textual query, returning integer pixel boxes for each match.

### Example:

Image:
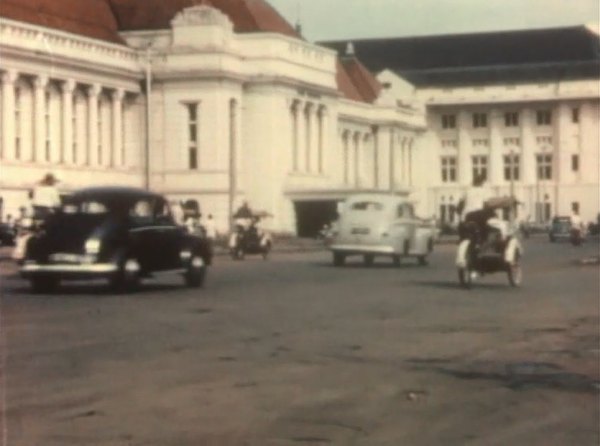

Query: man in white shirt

[204,214,217,241]
[570,209,584,231]
[32,173,61,218]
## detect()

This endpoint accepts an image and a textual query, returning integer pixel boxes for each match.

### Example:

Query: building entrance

[294,200,339,238]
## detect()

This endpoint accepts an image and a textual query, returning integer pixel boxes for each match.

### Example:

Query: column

[61,79,75,164]
[457,110,472,187]
[520,108,536,185]
[372,126,379,189]
[291,101,300,172]
[296,101,305,172]
[87,84,101,166]
[555,103,571,213]
[353,132,361,188]
[304,103,312,172]
[489,109,504,186]
[310,105,319,174]
[34,75,49,162]
[389,128,396,191]
[111,89,124,167]
[1,70,17,161]
[579,102,596,184]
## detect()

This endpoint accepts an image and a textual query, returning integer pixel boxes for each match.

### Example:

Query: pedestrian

[204,214,217,241]
[171,200,185,226]
[32,173,61,219]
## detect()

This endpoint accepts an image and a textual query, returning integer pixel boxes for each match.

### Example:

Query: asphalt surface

[1,238,599,446]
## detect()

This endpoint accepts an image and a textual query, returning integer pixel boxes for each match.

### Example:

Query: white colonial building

[325,25,600,225]
[1,0,598,234]
[0,0,424,235]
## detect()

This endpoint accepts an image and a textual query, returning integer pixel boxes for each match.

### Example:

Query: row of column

[291,100,327,174]
[1,69,128,167]
[341,127,415,190]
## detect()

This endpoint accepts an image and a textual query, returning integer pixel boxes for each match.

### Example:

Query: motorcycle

[229,215,272,260]
[456,217,523,289]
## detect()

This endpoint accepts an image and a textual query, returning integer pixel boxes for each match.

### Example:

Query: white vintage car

[329,194,436,266]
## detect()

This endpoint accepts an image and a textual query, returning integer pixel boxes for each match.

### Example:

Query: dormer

[171,4,234,49]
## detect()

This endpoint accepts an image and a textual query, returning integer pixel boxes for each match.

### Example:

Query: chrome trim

[21,263,118,274]
[330,244,395,254]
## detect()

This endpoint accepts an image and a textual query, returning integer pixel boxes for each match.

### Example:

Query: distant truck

[329,193,436,266]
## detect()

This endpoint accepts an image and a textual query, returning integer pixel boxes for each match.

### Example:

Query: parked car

[548,216,585,243]
[20,187,212,293]
[329,193,436,266]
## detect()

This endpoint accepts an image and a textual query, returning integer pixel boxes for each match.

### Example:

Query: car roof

[69,186,163,201]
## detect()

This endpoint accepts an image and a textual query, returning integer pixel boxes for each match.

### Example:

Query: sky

[267,0,599,42]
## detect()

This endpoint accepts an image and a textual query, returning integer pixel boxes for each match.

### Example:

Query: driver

[459,174,494,241]
[233,201,253,231]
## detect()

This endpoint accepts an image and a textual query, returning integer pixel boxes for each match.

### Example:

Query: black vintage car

[20,187,212,293]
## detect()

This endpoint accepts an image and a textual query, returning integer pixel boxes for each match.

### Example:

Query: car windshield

[350,201,384,212]
[62,200,108,215]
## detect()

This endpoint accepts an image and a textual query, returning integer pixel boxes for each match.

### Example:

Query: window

[441,114,456,129]
[472,113,487,128]
[351,201,384,211]
[536,110,552,125]
[441,156,457,183]
[504,112,519,127]
[537,153,553,180]
[571,107,579,123]
[572,202,580,213]
[571,154,579,172]
[504,154,520,181]
[472,139,489,147]
[503,137,521,147]
[187,103,199,169]
[441,139,457,148]
[472,155,488,182]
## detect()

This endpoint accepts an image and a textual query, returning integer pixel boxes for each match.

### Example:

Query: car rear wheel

[333,252,345,267]
[31,275,59,294]
[111,256,140,293]
[185,255,206,288]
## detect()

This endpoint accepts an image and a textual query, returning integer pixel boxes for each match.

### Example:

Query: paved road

[1,239,598,446]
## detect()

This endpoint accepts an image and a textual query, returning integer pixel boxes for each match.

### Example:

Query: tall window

[536,153,552,180]
[571,154,579,172]
[571,107,579,123]
[472,113,487,128]
[441,114,456,129]
[187,103,199,169]
[504,112,519,127]
[14,87,21,159]
[504,153,520,181]
[472,155,488,181]
[441,156,457,183]
[536,110,552,125]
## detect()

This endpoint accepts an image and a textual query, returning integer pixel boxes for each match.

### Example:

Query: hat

[40,173,59,185]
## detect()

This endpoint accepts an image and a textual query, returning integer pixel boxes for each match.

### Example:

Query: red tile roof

[109,0,299,38]
[0,0,125,44]
[336,57,382,103]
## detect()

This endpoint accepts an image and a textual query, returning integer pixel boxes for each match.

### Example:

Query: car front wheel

[185,255,206,288]
[111,256,141,293]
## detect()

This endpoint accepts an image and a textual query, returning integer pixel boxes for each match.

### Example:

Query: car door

[152,198,184,270]
[128,198,160,272]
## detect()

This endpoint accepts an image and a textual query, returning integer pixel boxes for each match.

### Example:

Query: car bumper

[20,262,118,279]
[330,244,395,255]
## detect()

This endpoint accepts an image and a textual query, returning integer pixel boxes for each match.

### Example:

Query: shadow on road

[6,281,186,298]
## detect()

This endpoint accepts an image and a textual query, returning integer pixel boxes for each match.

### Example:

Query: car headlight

[84,238,101,254]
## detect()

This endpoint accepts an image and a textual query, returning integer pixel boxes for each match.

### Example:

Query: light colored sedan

[329,194,436,266]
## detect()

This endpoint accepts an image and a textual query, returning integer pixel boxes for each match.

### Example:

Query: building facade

[325,26,600,225]
[1,1,598,234]
[0,0,423,235]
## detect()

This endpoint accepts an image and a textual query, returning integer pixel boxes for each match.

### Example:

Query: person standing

[204,214,217,242]
[32,173,61,218]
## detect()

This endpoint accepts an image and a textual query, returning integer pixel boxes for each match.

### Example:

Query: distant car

[20,187,212,293]
[548,216,585,243]
[0,223,16,246]
[329,194,436,266]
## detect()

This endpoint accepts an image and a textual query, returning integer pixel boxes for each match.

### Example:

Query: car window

[62,200,107,215]
[154,199,174,225]
[130,199,154,226]
[351,201,384,211]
